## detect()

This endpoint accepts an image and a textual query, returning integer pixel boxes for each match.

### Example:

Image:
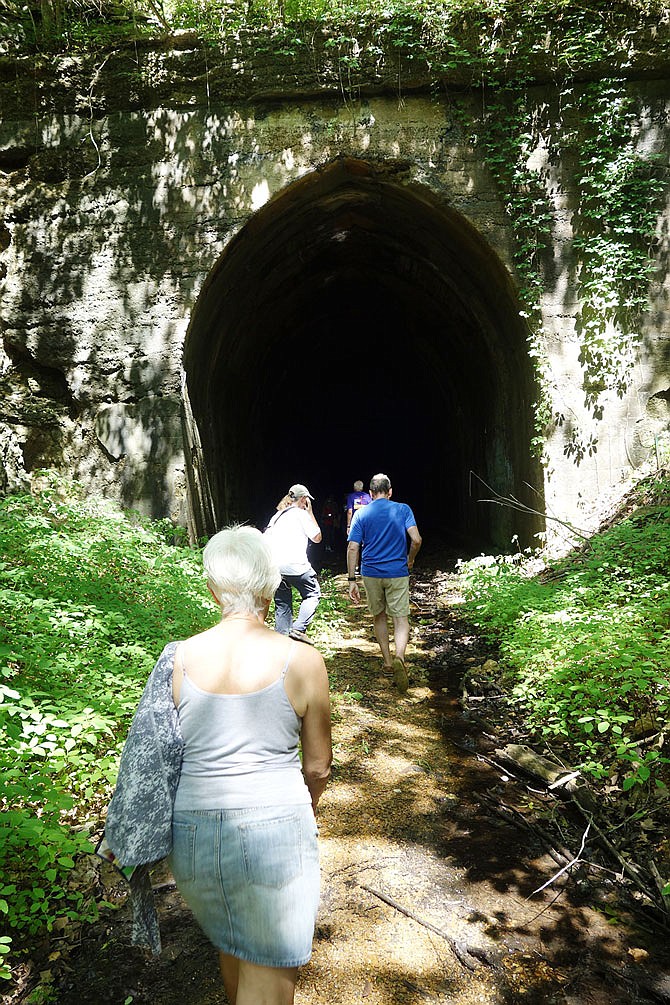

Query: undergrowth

[2,469,669,979]
[0,475,211,981]
[459,469,670,802]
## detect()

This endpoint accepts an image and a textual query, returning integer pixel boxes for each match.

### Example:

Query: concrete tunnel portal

[182,157,544,552]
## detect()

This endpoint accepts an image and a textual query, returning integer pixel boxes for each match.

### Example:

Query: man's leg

[391,621,409,691]
[274,578,294,634]
[373,611,393,667]
[292,570,321,633]
[387,578,411,692]
[363,577,393,668]
[392,616,410,663]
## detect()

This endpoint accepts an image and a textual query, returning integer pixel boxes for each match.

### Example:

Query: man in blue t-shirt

[346,473,422,693]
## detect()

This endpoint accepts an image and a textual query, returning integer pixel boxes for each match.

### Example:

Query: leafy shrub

[459,473,670,788]
[0,476,212,977]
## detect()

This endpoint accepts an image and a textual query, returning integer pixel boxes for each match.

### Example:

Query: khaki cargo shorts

[362,576,410,618]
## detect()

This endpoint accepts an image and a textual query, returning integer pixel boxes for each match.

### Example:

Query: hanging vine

[472,74,667,464]
[476,84,555,464]
[570,81,666,415]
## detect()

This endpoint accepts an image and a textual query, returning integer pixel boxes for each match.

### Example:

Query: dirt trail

[25,566,670,1005]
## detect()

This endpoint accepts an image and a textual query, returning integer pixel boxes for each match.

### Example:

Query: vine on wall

[473,77,667,465]
[570,82,666,416]
[476,85,555,464]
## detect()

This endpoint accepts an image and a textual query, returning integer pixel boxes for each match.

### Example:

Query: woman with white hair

[170,525,332,1005]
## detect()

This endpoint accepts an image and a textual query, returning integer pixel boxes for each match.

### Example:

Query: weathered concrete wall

[0,39,668,546]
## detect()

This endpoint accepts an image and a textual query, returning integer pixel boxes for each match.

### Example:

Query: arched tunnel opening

[182,157,544,555]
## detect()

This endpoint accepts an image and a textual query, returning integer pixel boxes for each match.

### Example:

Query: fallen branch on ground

[357,882,497,972]
[477,790,573,868]
[530,822,591,897]
[493,743,670,918]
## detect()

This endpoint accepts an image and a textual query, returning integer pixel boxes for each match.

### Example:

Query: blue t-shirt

[348,498,417,578]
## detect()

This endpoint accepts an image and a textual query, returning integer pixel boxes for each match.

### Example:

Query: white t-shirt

[265,507,314,575]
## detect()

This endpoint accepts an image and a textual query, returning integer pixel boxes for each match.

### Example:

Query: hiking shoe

[289,629,314,646]
[392,657,408,693]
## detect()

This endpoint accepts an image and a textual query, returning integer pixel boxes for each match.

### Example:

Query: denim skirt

[168,803,320,968]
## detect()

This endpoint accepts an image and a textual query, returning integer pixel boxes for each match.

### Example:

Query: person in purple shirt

[345,480,371,535]
[346,473,422,693]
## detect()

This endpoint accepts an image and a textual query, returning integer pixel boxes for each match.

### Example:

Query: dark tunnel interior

[182,158,544,554]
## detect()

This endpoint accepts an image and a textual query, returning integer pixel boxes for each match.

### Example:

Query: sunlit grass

[459,470,670,789]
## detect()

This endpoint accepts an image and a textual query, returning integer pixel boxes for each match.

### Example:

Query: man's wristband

[348,577,356,581]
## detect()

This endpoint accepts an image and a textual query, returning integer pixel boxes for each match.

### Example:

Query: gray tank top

[173,643,311,810]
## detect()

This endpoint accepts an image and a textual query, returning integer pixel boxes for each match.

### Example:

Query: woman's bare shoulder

[289,642,328,678]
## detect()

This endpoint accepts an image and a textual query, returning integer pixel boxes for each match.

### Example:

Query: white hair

[370,473,391,495]
[203,525,281,616]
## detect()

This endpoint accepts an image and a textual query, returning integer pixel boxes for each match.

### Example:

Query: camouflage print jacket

[104,641,184,954]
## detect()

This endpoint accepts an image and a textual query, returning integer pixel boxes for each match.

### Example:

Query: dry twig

[357,882,494,972]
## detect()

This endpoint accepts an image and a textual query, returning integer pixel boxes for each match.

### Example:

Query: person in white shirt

[264,484,322,645]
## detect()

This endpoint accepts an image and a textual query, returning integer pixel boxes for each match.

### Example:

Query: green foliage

[459,472,670,788]
[0,936,11,981]
[5,0,669,62]
[472,73,667,462]
[0,475,211,977]
[475,86,555,460]
[0,0,158,51]
[160,0,670,84]
[570,82,666,414]
[309,571,353,670]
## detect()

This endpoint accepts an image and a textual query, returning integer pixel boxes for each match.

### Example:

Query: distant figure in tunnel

[265,484,322,645]
[320,494,340,553]
[345,479,372,572]
[347,473,422,692]
[345,479,371,536]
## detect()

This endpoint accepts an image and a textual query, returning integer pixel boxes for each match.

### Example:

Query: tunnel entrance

[182,157,544,552]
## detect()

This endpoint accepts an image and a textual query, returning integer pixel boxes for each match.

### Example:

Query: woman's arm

[297,654,332,811]
[172,641,185,705]
[297,496,322,544]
